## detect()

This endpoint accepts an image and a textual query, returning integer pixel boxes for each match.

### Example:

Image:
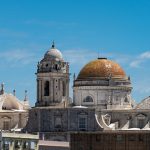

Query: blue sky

[0,0,150,106]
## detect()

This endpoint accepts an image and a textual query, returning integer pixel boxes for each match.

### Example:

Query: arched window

[137,114,146,129]
[44,81,49,96]
[83,96,93,102]
[55,64,58,70]
[54,116,62,129]
[124,97,128,102]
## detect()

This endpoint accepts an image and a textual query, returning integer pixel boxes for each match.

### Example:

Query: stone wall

[70,131,150,150]
[25,107,102,134]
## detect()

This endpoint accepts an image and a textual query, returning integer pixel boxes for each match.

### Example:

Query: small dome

[44,42,63,61]
[77,58,126,80]
[0,94,21,110]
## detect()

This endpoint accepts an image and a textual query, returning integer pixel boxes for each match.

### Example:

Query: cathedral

[25,42,150,141]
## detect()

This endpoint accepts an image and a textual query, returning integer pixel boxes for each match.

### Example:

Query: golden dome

[77,58,126,80]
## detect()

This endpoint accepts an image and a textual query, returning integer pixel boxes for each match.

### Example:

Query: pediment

[136,114,146,119]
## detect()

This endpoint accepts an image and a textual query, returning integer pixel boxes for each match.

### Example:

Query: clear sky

[0,0,150,106]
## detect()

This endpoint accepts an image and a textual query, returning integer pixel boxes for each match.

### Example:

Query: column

[9,140,15,150]
[53,79,55,102]
[37,79,39,101]
[28,141,31,149]
[49,79,51,102]
[53,78,56,102]
[66,78,69,99]
[38,79,42,102]
[34,141,38,150]
[59,79,61,102]
[62,80,66,97]
[59,79,62,100]
[50,79,53,102]
[19,140,24,150]
[41,80,44,103]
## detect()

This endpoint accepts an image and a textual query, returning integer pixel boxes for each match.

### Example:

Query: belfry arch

[44,81,49,96]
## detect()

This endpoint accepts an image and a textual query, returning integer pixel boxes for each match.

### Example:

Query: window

[129,135,136,141]
[54,116,62,129]
[55,64,58,70]
[78,117,87,131]
[96,135,101,142]
[44,81,49,96]
[124,97,128,102]
[3,121,9,130]
[98,92,106,104]
[137,114,146,129]
[138,119,144,129]
[83,96,93,102]
[23,142,28,149]
[139,135,144,142]
[15,141,20,149]
[116,135,124,142]
[116,96,119,101]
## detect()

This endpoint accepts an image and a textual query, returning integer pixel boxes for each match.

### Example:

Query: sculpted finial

[51,40,55,48]
[128,76,130,81]
[13,89,16,96]
[1,83,4,94]
[24,90,28,101]
[73,73,76,81]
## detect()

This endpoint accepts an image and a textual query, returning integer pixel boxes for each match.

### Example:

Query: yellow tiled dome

[77,58,126,80]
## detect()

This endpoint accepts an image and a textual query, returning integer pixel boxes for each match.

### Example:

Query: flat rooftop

[2,132,39,140]
[38,140,69,148]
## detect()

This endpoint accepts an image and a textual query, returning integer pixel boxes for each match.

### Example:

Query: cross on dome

[51,40,55,49]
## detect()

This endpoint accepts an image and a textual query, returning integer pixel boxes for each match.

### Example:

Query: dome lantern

[44,41,63,61]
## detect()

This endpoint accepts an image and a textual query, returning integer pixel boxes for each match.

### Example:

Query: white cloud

[1,48,149,70]
[62,49,133,70]
[129,51,150,68]
[130,60,142,68]
[0,49,37,67]
[62,49,150,73]
[140,51,150,59]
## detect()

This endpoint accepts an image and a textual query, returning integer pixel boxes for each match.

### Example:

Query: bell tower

[35,42,70,107]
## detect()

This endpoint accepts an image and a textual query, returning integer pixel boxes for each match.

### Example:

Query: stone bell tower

[35,42,70,107]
